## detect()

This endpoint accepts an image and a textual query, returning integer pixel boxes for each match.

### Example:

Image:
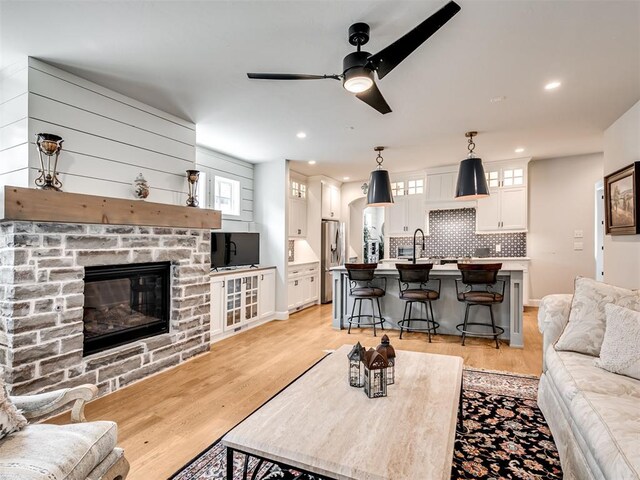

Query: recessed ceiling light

[343,176,350,181]
[490,96,506,103]
[296,132,307,139]
[308,160,316,165]
[544,81,561,90]
[514,147,525,153]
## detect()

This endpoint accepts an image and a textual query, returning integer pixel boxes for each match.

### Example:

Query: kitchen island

[330,262,526,347]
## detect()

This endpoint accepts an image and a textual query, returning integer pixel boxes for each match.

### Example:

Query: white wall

[255,159,288,317]
[1,58,196,204]
[603,100,640,289]
[0,59,29,187]
[528,153,604,299]
[196,146,254,230]
[340,181,368,262]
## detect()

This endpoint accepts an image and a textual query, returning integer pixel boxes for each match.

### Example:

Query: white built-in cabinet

[210,267,276,341]
[385,174,426,235]
[321,183,341,220]
[287,262,319,312]
[476,159,529,232]
[289,176,308,238]
[426,171,457,203]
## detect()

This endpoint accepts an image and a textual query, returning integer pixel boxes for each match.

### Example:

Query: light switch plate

[574,230,584,238]
[573,241,584,251]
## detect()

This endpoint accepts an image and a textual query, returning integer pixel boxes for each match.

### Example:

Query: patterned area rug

[171,368,561,480]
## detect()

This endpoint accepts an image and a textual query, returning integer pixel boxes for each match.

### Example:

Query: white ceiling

[2,1,639,181]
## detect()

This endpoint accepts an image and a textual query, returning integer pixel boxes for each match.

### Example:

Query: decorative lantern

[186,170,200,207]
[35,133,64,191]
[133,173,150,199]
[363,348,388,398]
[376,334,396,385]
[347,342,365,387]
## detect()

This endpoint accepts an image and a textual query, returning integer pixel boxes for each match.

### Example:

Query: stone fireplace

[0,221,211,397]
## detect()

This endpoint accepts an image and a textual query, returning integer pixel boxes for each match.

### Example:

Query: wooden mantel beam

[0,186,221,230]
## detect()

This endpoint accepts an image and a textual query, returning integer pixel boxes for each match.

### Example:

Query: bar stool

[345,263,387,337]
[455,263,505,349]
[396,263,441,343]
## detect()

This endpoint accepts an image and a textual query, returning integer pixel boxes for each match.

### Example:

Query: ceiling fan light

[343,67,374,93]
[455,157,490,200]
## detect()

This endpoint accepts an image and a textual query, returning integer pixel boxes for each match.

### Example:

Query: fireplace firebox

[83,262,170,356]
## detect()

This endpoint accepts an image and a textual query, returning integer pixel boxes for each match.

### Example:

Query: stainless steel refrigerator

[321,220,344,304]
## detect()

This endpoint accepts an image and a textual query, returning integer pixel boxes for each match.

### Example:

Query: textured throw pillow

[0,376,27,440]
[594,304,640,380]
[555,277,640,356]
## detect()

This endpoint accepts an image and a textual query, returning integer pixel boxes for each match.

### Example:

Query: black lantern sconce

[186,170,200,207]
[347,342,366,387]
[376,334,396,385]
[35,133,64,191]
[363,348,388,398]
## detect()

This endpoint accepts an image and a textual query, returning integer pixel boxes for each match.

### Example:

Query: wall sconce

[186,170,200,207]
[35,133,64,191]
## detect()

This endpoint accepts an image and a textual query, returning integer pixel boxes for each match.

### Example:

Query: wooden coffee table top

[222,345,463,480]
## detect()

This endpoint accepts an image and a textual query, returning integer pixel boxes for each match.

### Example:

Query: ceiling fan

[247,1,461,115]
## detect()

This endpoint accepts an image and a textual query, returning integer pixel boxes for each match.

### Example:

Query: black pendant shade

[367,169,394,206]
[455,157,490,200]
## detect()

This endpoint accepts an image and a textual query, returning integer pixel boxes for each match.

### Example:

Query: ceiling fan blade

[247,73,341,80]
[367,1,461,80]
[356,82,392,114]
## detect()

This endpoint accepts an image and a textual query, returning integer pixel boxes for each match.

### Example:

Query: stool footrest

[397,318,440,333]
[456,322,505,337]
[347,315,386,328]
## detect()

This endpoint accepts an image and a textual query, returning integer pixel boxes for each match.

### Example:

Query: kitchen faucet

[412,228,425,264]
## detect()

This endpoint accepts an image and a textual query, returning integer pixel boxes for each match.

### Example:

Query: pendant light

[367,146,394,206]
[455,131,490,200]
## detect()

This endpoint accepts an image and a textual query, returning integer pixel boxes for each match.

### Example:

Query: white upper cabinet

[426,171,457,203]
[385,173,426,235]
[475,158,530,233]
[321,182,341,220]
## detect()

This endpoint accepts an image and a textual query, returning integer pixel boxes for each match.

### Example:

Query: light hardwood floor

[50,304,542,480]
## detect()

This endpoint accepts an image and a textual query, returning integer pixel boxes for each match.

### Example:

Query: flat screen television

[211,232,260,269]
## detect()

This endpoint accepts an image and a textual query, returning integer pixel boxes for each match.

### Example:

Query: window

[407,179,424,195]
[391,181,405,196]
[503,168,524,187]
[291,180,306,199]
[485,170,500,188]
[214,176,240,216]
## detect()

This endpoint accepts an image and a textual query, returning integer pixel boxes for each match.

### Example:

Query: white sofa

[537,294,640,480]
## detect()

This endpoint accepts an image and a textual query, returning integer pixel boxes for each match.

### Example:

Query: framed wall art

[604,161,639,235]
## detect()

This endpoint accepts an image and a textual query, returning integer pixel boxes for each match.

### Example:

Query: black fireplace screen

[83,262,170,356]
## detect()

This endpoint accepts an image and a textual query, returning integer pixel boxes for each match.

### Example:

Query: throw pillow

[0,375,27,440]
[594,304,640,380]
[555,277,640,356]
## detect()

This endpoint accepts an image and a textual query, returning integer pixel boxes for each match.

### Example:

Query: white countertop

[331,263,526,273]
[288,260,320,267]
[382,257,529,262]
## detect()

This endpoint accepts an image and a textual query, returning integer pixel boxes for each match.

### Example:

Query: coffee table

[222,345,463,480]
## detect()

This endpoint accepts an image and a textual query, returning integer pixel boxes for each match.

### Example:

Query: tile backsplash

[288,239,295,262]
[389,208,526,258]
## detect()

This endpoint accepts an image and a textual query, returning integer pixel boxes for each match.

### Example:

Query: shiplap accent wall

[0,59,29,188]
[196,146,254,231]
[2,58,197,205]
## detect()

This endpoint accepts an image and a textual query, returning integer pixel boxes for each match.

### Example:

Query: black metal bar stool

[396,263,441,342]
[345,263,387,337]
[455,263,505,349]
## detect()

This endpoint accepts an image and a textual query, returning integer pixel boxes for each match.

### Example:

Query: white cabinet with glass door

[476,159,529,232]
[289,177,308,238]
[385,174,426,235]
[222,272,260,332]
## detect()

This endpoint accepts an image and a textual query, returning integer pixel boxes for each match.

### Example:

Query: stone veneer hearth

[0,221,211,396]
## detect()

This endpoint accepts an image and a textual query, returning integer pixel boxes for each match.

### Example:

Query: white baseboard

[527,299,542,307]
[274,311,289,320]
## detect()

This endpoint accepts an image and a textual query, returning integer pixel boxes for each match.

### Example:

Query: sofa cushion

[594,304,640,380]
[570,391,640,480]
[0,421,117,480]
[545,347,640,411]
[0,376,27,441]
[555,277,640,356]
